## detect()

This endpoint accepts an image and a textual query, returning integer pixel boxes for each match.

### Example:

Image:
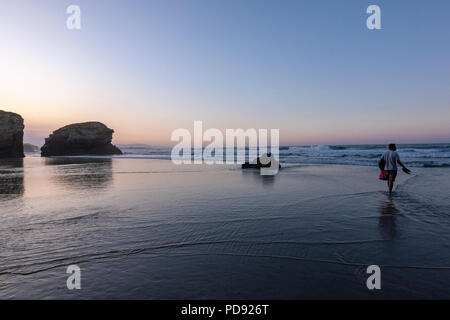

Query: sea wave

[103,144,450,168]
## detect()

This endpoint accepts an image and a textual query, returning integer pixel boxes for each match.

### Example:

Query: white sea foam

[116,144,450,167]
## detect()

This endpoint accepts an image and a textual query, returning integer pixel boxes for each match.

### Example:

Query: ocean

[115,143,450,168]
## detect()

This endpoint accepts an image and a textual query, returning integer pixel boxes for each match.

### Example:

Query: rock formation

[0,110,25,158]
[242,153,281,169]
[41,122,122,156]
[23,143,39,152]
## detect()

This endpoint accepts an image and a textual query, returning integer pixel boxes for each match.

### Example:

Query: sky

[1,0,450,146]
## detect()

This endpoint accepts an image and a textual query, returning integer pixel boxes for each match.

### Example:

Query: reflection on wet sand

[241,169,276,186]
[44,158,113,190]
[378,196,399,240]
[0,158,24,200]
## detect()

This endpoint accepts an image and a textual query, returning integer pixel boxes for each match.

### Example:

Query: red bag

[379,170,388,180]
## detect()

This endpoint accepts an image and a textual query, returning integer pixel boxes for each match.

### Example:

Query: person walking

[379,144,410,194]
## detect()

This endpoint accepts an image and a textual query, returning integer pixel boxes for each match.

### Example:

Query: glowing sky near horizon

[1,0,450,146]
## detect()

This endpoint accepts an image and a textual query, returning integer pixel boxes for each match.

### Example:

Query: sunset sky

[1,0,450,146]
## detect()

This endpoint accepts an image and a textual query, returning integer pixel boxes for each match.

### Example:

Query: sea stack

[41,122,122,156]
[0,110,25,158]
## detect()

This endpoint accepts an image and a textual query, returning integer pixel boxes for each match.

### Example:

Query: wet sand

[0,157,449,299]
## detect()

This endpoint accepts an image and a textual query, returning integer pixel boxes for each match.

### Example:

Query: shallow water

[0,157,449,299]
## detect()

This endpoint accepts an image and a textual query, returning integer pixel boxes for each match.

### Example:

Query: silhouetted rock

[242,153,281,169]
[41,122,122,156]
[0,110,25,158]
[23,143,39,152]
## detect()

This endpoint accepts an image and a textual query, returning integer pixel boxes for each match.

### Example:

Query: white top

[382,150,400,170]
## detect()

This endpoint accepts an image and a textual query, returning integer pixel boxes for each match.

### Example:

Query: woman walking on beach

[379,144,410,194]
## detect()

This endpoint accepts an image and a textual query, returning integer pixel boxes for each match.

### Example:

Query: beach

[1,156,449,299]
[1,0,450,307]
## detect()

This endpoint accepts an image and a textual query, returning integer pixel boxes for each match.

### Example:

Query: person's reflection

[45,158,113,190]
[0,158,24,200]
[378,195,399,239]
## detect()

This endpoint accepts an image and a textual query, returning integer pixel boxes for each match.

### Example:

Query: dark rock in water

[23,143,39,153]
[41,122,122,156]
[242,162,282,169]
[0,110,25,158]
[242,153,281,169]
